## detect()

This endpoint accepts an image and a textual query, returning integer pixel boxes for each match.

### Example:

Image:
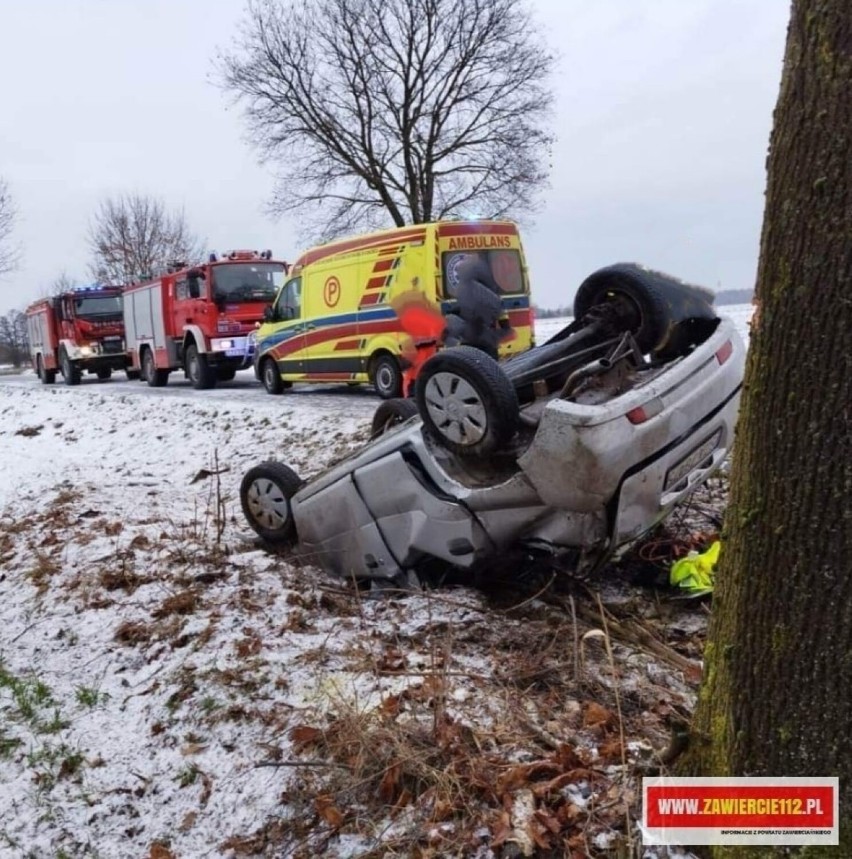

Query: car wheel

[143,349,168,387]
[370,398,419,439]
[416,345,519,456]
[240,461,302,544]
[186,344,217,390]
[60,350,80,386]
[371,354,403,399]
[573,264,717,355]
[261,357,283,394]
[96,368,112,381]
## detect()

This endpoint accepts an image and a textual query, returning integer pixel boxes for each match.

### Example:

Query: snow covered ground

[0,309,750,857]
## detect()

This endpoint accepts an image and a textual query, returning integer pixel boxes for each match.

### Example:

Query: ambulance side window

[276,277,302,320]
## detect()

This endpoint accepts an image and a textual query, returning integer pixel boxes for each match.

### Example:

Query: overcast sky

[0,0,789,314]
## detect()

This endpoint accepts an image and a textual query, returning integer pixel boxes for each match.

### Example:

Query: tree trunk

[685,2,852,856]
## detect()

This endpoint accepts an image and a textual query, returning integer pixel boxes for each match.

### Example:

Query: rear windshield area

[441,250,526,299]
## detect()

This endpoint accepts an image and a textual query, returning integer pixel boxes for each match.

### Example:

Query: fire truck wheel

[261,358,284,395]
[59,350,81,386]
[370,398,419,439]
[142,349,168,388]
[416,346,519,457]
[96,368,112,381]
[186,344,217,390]
[240,461,302,544]
[37,356,56,385]
[217,367,237,382]
[126,369,141,381]
[371,354,403,399]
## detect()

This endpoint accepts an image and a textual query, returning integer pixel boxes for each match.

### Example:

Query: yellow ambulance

[254,220,534,398]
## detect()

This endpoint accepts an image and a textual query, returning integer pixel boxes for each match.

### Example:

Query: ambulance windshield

[212,263,286,303]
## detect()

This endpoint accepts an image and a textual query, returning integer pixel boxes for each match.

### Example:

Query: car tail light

[626,396,663,424]
[715,339,733,365]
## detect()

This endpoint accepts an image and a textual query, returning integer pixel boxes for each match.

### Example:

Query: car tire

[371,354,403,399]
[240,461,302,544]
[96,368,112,381]
[143,349,168,387]
[370,398,419,439]
[60,349,80,386]
[261,357,283,394]
[416,345,519,457]
[186,344,217,390]
[573,264,717,355]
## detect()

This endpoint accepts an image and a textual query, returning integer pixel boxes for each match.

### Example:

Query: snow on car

[240,264,745,586]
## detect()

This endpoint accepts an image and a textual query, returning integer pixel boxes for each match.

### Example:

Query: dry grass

[26,550,61,594]
[152,589,200,619]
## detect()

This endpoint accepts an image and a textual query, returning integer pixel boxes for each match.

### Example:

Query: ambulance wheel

[416,346,519,457]
[59,350,81,386]
[142,349,169,388]
[370,398,419,439]
[261,357,283,394]
[371,354,403,399]
[240,461,302,544]
[37,356,56,385]
[96,368,112,381]
[186,345,217,390]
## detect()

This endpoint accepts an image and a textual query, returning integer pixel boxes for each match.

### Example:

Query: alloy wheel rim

[246,477,290,530]
[423,371,486,445]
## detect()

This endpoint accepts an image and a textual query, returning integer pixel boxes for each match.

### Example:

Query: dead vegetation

[253,586,690,855]
[0,461,725,857]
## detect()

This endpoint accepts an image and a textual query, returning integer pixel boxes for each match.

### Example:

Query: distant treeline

[534,287,754,317]
[533,305,573,318]
[714,289,754,305]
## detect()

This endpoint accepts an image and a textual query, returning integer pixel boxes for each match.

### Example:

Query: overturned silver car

[240,264,745,587]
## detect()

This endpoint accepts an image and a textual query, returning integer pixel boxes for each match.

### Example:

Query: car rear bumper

[517,317,745,513]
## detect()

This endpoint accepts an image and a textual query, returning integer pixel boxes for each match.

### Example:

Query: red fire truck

[26,285,132,385]
[123,250,287,389]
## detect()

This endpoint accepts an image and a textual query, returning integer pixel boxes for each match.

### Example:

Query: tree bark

[685,2,852,856]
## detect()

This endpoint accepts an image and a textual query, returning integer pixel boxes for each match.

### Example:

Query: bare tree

[88,193,203,284]
[0,178,18,276]
[0,310,28,367]
[43,271,79,297]
[221,0,554,239]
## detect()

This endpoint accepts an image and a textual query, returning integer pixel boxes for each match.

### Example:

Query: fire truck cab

[123,251,287,389]
[26,286,130,385]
